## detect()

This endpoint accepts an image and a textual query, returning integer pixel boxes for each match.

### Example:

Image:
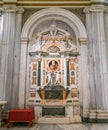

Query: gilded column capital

[2,6,24,13]
[84,5,107,13]
[78,38,87,45]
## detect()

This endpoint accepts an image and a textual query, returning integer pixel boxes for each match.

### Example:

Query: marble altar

[27,87,81,123]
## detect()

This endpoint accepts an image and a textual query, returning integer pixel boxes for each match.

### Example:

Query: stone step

[37,117,70,124]
[37,115,81,124]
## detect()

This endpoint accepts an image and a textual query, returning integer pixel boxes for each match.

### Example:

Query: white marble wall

[0,13,3,41]
[0,13,4,100]
[105,9,108,86]
[12,8,24,109]
[78,38,90,118]
[19,38,29,108]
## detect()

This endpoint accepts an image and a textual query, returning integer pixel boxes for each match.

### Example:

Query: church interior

[0,0,108,129]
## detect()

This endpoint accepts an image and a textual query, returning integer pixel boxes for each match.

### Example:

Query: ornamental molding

[0,0,91,7]
[21,8,87,38]
[105,7,108,13]
[2,6,24,13]
[17,7,24,14]
[84,5,108,13]
[21,37,29,44]
[78,38,87,45]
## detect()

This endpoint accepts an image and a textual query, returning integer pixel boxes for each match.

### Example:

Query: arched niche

[21,8,87,38]
[19,8,89,118]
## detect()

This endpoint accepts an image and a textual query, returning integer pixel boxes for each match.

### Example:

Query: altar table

[7,108,35,128]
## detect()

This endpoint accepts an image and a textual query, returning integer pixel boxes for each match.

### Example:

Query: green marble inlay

[42,107,65,116]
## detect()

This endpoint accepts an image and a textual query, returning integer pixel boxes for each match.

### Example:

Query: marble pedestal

[27,98,81,124]
[0,101,7,126]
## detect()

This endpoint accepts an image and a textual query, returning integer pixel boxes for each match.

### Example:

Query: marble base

[27,98,81,124]
[0,101,7,126]
[37,115,81,124]
[38,117,70,124]
[83,109,108,122]
[0,109,3,126]
[73,115,82,123]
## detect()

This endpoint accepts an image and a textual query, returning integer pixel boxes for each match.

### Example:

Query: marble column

[66,59,70,86]
[0,11,4,100]
[105,9,108,85]
[11,8,24,109]
[103,8,108,111]
[0,6,24,109]
[38,59,41,86]
[64,58,67,87]
[84,5,108,120]
[84,8,97,119]
[19,38,29,108]
[78,38,90,119]
[0,11,3,42]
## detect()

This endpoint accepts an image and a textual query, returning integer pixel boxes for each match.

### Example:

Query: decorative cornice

[78,38,87,45]
[105,7,108,13]
[84,5,108,13]
[91,0,105,4]
[17,7,24,14]
[0,0,91,8]
[21,37,29,44]
[2,6,24,13]
[0,0,108,8]
[3,0,17,4]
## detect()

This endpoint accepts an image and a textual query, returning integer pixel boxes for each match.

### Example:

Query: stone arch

[19,8,89,118]
[21,8,87,38]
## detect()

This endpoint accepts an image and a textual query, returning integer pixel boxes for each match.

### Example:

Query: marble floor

[0,123,108,130]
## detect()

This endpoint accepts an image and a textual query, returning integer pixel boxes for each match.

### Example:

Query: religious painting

[49,60,58,71]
